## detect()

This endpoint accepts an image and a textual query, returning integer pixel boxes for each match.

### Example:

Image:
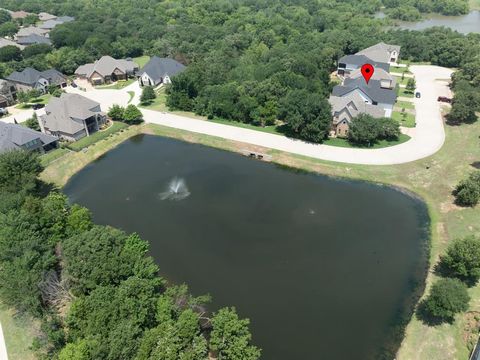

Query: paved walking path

[0,322,8,360]
[67,65,453,165]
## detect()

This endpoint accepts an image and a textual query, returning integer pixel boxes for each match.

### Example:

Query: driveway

[68,65,454,166]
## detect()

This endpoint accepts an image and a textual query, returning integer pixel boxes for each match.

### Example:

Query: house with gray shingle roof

[75,56,138,85]
[38,12,57,21]
[39,93,106,141]
[6,67,67,93]
[0,37,24,50]
[16,34,51,46]
[39,16,73,30]
[357,42,401,65]
[16,26,49,38]
[0,122,58,154]
[329,92,386,137]
[137,57,186,86]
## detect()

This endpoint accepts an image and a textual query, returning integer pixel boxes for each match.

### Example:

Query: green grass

[324,134,411,148]
[395,75,411,86]
[470,0,480,10]
[127,91,134,104]
[67,122,129,151]
[209,117,280,135]
[15,94,52,109]
[95,78,135,90]
[396,100,415,110]
[391,66,412,75]
[133,55,150,68]
[0,304,37,360]
[399,87,415,98]
[140,87,167,111]
[40,148,70,166]
[392,111,416,128]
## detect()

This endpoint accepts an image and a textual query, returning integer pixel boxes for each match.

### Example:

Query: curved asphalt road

[67,65,453,165]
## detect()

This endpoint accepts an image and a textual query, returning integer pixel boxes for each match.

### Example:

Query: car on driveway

[437,96,452,103]
[415,92,421,98]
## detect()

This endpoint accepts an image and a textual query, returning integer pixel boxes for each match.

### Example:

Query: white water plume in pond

[159,177,190,201]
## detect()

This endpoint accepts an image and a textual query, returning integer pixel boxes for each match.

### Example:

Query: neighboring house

[16,26,49,38]
[348,68,396,90]
[329,92,386,137]
[9,10,31,20]
[0,121,58,154]
[332,77,397,117]
[357,42,401,65]
[0,37,24,49]
[137,56,186,86]
[0,79,17,107]
[39,93,106,141]
[16,34,51,46]
[38,12,57,21]
[6,67,67,93]
[75,55,139,85]
[39,16,74,30]
[337,54,389,77]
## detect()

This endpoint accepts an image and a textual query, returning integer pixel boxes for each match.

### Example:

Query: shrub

[140,86,156,105]
[441,236,480,283]
[107,104,125,121]
[25,113,40,131]
[454,172,480,206]
[123,104,143,124]
[348,114,400,146]
[421,278,470,322]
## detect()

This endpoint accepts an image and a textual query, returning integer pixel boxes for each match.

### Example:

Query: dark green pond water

[64,134,430,360]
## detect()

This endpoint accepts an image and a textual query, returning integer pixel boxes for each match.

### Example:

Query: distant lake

[377,10,480,34]
[64,135,430,360]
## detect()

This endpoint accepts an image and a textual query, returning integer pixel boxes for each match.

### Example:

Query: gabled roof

[75,56,138,78]
[349,67,394,83]
[16,34,51,45]
[329,92,385,124]
[41,93,101,134]
[138,56,186,83]
[39,19,62,30]
[38,12,57,21]
[0,122,57,153]
[332,77,397,105]
[16,26,49,38]
[356,42,401,63]
[6,67,65,86]
[10,11,31,19]
[0,37,24,49]
[338,54,390,72]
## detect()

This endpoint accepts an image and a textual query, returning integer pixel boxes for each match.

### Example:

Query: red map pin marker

[361,64,374,84]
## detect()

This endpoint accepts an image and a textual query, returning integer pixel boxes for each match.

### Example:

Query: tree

[447,91,478,124]
[0,22,18,38]
[421,278,470,322]
[453,172,480,206]
[0,150,42,193]
[441,236,480,283]
[25,113,40,131]
[140,86,156,105]
[278,89,332,143]
[21,14,39,27]
[123,104,144,124]
[210,307,260,360]
[348,114,400,146]
[22,43,52,58]
[17,91,30,104]
[405,78,416,93]
[107,104,125,121]
[0,45,21,62]
[0,9,11,25]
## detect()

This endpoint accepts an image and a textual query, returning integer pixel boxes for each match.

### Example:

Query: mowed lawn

[133,55,150,68]
[392,110,416,128]
[0,304,37,360]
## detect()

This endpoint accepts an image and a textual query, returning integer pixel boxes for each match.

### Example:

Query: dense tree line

[383,0,470,17]
[0,0,479,141]
[0,150,260,360]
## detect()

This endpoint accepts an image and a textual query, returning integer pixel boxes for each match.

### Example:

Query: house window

[372,101,378,105]
[338,63,346,69]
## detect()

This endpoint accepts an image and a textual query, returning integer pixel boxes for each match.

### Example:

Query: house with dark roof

[332,77,397,117]
[0,38,24,50]
[137,57,186,86]
[39,16,74,30]
[39,93,106,141]
[16,34,51,46]
[329,92,386,137]
[0,122,58,154]
[75,56,138,85]
[337,42,401,77]
[16,26,49,38]
[6,68,67,93]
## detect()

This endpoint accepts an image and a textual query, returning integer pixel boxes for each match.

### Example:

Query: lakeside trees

[0,150,260,359]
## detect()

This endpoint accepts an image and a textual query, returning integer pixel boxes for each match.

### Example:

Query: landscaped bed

[67,121,129,151]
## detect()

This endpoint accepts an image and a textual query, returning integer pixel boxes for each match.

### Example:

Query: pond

[64,134,430,360]
[376,10,480,34]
